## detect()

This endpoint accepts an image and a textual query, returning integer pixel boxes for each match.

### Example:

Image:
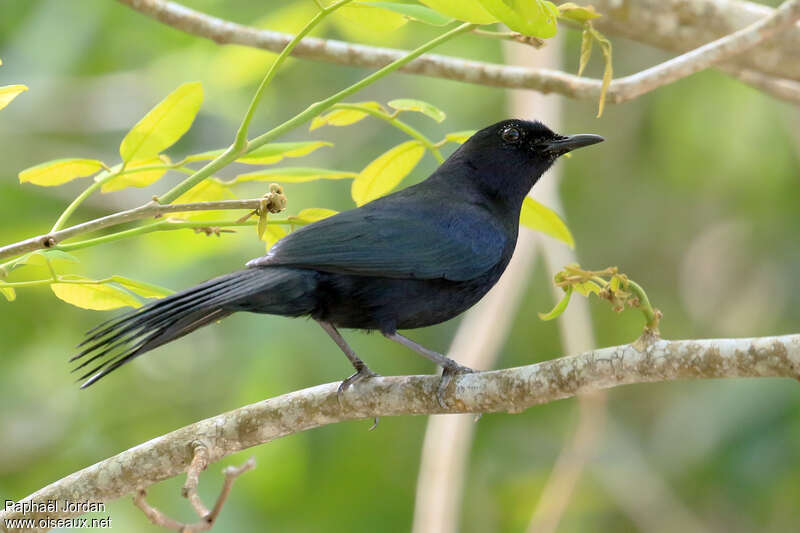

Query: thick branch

[585,0,800,83]
[115,0,800,105]
[604,0,800,103]
[0,199,265,261]
[2,334,798,533]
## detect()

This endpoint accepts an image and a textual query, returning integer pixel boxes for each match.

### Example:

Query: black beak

[542,134,604,155]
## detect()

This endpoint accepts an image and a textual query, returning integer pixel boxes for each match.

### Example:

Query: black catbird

[72,119,602,403]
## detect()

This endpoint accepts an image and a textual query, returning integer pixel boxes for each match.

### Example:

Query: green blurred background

[1,0,799,531]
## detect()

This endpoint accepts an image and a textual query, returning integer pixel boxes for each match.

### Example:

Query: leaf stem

[626,279,660,330]
[331,103,445,163]
[50,174,113,232]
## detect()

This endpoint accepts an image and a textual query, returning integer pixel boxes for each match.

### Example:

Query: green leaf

[187,141,332,166]
[477,0,559,37]
[520,197,575,248]
[120,81,203,162]
[110,276,174,298]
[51,278,142,310]
[335,3,408,33]
[288,208,338,225]
[388,98,446,122]
[445,130,476,144]
[0,286,16,302]
[262,224,287,250]
[361,2,455,25]
[18,158,105,186]
[228,167,358,186]
[1,249,79,276]
[20,249,79,268]
[557,3,602,23]
[351,141,425,206]
[309,102,384,130]
[538,285,572,320]
[0,84,27,111]
[101,156,170,193]
[574,280,603,296]
[417,0,497,24]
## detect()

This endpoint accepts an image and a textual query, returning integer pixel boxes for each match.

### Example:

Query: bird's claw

[437,363,474,409]
[337,365,379,406]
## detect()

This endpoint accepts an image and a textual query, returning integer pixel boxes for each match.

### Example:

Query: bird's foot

[337,364,379,405]
[437,362,474,409]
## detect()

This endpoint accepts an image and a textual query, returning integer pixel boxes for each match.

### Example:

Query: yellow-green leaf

[574,280,602,296]
[0,84,27,111]
[352,141,424,206]
[1,250,79,276]
[388,98,446,122]
[445,130,476,144]
[558,3,602,23]
[262,224,287,250]
[288,208,338,225]
[418,0,496,23]
[520,196,575,248]
[227,167,358,186]
[0,286,16,302]
[51,280,141,310]
[334,3,408,32]
[111,276,174,298]
[101,156,169,193]
[578,27,593,76]
[477,0,559,37]
[19,158,105,186]
[187,141,332,166]
[120,82,203,162]
[538,285,572,320]
[257,210,269,239]
[362,2,455,25]
[310,102,383,131]
[591,27,613,118]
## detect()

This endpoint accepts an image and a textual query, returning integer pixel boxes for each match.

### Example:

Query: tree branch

[2,334,797,533]
[585,0,800,83]
[0,198,270,261]
[115,0,800,105]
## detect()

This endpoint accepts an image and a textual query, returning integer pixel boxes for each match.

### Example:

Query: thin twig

[0,198,267,261]
[133,490,186,531]
[115,0,800,105]
[2,334,798,532]
[182,441,211,518]
[132,453,255,532]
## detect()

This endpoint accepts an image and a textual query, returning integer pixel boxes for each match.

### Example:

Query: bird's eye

[501,127,521,143]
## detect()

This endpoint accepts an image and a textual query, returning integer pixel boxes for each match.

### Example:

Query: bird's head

[438,119,603,210]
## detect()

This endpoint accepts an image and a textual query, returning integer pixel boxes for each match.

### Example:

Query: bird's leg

[317,320,379,397]
[383,331,474,408]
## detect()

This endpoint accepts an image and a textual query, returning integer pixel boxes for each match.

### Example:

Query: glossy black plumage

[72,119,603,388]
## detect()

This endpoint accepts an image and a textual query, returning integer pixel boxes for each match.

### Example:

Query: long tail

[71,267,315,388]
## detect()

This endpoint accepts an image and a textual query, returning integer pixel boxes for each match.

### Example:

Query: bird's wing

[247,202,507,281]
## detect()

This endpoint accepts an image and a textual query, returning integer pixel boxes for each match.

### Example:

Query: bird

[71,119,603,405]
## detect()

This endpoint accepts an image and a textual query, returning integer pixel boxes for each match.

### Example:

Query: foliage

[2,0,594,311]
